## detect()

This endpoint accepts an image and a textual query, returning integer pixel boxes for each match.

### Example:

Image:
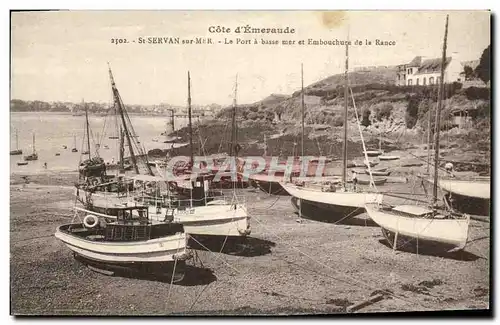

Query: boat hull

[55,224,190,263]
[254,180,287,195]
[152,204,251,237]
[10,150,22,155]
[365,203,469,252]
[282,183,383,218]
[291,196,367,219]
[437,179,490,200]
[72,253,186,282]
[444,192,490,217]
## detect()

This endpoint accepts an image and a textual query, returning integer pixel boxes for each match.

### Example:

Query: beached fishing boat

[10,129,22,155]
[17,161,28,166]
[365,16,471,253]
[24,133,38,161]
[281,49,383,219]
[55,205,190,282]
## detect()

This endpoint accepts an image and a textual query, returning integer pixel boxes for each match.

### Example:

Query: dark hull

[10,150,22,155]
[290,196,369,223]
[73,253,186,283]
[444,192,490,217]
[254,180,288,195]
[24,154,38,161]
[380,227,464,253]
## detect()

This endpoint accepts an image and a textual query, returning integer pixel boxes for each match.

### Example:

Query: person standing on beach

[351,170,358,191]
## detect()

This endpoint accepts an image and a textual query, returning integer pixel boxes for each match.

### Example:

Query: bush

[248,112,259,120]
[405,95,420,129]
[361,108,371,127]
[462,87,490,101]
[332,114,344,127]
[374,103,393,121]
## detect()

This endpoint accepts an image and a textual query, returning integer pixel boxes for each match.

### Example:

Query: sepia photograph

[9,10,491,316]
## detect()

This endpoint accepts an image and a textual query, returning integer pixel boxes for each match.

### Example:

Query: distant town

[10,99,223,117]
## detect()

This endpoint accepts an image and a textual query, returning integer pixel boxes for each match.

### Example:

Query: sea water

[10,112,191,174]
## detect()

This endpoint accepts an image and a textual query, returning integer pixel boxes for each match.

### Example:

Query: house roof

[414,57,452,75]
[407,56,422,67]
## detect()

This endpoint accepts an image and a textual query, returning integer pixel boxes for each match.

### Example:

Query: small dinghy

[365,203,470,253]
[365,168,391,176]
[379,155,400,161]
[355,175,387,186]
[63,145,67,149]
[364,150,383,157]
[17,161,28,166]
[55,153,61,156]
[55,206,191,282]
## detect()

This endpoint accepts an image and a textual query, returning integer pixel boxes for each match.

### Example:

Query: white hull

[55,225,189,263]
[281,183,383,208]
[365,203,469,250]
[147,204,251,237]
[435,179,490,200]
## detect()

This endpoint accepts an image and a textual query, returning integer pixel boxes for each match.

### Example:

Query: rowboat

[355,176,387,186]
[364,150,383,157]
[365,168,391,176]
[379,155,400,161]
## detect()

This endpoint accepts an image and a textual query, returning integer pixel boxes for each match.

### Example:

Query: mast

[301,63,305,158]
[16,129,19,150]
[342,43,349,187]
[187,71,194,167]
[119,127,124,172]
[85,104,91,160]
[32,133,36,154]
[229,75,238,157]
[108,64,140,174]
[432,15,449,204]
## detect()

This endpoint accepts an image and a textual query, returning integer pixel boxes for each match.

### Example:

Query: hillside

[160,68,490,167]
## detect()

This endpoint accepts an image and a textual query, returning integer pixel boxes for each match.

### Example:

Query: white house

[396,56,463,86]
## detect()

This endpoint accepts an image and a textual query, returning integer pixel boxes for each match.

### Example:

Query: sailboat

[10,129,22,155]
[281,49,383,218]
[157,72,251,238]
[78,106,106,183]
[365,15,471,253]
[23,133,38,161]
[248,65,308,195]
[71,135,78,152]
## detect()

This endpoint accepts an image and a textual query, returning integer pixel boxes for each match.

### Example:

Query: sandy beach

[10,167,490,315]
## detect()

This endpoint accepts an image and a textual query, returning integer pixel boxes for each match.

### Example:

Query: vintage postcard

[10,10,491,316]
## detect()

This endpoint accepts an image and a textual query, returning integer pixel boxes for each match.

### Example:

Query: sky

[11,10,490,106]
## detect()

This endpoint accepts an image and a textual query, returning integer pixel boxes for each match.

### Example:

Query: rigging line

[166,237,182,308]
[188,235,241,274]
[249,214,431,310]
[349,87,377,191]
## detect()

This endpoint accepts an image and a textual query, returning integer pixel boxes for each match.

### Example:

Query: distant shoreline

[10,111,208,118]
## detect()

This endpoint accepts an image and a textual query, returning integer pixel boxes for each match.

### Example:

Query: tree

[361,108,371,127]
[475,45,490,84]
[463,65,475,81]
